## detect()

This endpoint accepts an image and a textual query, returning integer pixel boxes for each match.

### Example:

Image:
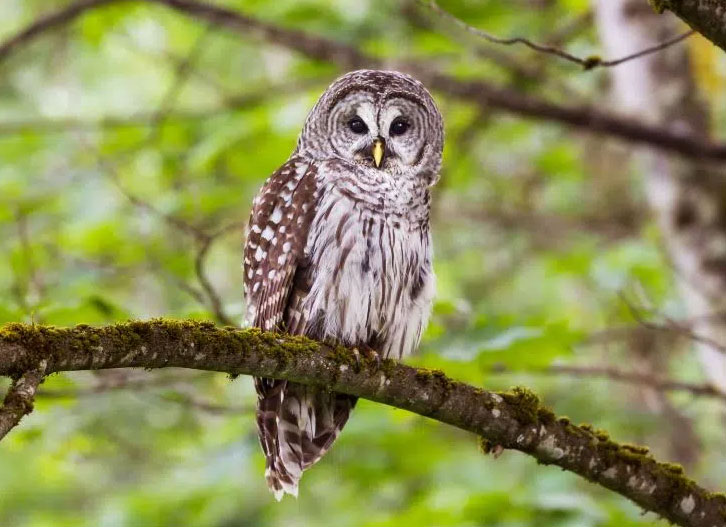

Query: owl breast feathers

[243,69,443,500]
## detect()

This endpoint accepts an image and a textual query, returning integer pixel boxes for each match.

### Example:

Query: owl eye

[389,118,410,136]
[348,117,368,134]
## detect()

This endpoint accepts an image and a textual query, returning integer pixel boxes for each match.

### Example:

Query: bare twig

[156,391,252,415]
[488,360,726,403]
[99,159,209,243]
[93,149,243,326]
[37,370,208,399]
[149,24,213,135]
[0,360,47,440]
[194,234,237,327]
[619,293,726,354]
[422,0,695,70]
[551,365,726,402]
[1,0,726,161]
[37,370,248,414]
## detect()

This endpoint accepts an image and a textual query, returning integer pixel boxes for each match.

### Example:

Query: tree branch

[0,320,724,526]
[652,0,726,52]
[0,359,46,440]
[489,363,726,403]
[423,0,695,70]
[3,0,726,161]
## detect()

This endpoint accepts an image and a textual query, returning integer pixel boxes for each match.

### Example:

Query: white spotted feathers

[243,157,316,331]
[243,70,443,501]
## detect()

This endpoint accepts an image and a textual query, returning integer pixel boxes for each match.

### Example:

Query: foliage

[1,1,725,526]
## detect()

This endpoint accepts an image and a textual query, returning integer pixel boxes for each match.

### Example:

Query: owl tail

[255,379,357,500]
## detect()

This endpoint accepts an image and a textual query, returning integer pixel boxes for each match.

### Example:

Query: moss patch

[648,0,671,13]
[499,386,541,425]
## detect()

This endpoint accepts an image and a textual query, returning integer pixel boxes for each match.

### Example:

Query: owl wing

[243,155,317,331]
[243,155,319,498]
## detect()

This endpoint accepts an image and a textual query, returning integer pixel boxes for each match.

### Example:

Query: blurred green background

[1,1,726,526]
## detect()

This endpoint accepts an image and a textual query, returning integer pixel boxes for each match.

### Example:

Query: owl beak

[372,137,385,168]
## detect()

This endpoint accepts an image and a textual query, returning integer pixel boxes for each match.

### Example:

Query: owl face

[297,70,444,185]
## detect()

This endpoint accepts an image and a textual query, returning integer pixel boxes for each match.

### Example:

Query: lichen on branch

[0,319,724,527]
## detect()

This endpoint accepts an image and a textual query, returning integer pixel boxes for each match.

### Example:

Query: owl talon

[362,347,382,371]
[352,348,362,372]
[491,444,505,459]
[370,350,382,371]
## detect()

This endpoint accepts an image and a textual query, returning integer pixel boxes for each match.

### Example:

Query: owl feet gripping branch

[243,70,444,500]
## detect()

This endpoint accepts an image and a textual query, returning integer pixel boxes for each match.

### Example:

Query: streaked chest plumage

[295,159,435,359]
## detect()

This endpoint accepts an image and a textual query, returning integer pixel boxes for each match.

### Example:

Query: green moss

[414,368,454,396]
[326,343,358,369]
[1,319,328,378]
[537,407,556,424]
[582,56,601,70]
[621,443,650,456]
[414,367,444,382]
[477,436,494,455]
[500,386,541,425]
[648,0,671,13]
[661,462,685,475]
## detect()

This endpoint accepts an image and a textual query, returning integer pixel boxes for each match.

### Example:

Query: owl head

[297,70,444,186]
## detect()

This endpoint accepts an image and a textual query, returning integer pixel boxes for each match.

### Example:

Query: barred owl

[243,70,444,500]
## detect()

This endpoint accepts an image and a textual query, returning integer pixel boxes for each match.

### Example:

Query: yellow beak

[372,138,385,168]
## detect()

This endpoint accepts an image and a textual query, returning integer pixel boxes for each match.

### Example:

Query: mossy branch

[0,319,724,526]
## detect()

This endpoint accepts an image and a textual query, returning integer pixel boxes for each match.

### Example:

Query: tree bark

[652,0,726,52]
[596,0,726,389]
[0,320,724,527]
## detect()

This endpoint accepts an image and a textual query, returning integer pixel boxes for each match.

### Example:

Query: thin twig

[423,0,695,70]
[156,391,253,415]
[194,235,237,327]
[619,292,726,354]
[37,371,209,399]
[93,150,241,326]
[149,24,213,137]
[550,365,726,402]
[102,162,209,243]
[487,363,726,402]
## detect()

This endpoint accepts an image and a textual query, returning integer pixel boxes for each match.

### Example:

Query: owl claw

[367,349,382,371]
[352,348,362,372]
[351,347,381,372]
[491,444,505,459]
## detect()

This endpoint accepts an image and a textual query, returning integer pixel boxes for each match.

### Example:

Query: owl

[243,69,444,500]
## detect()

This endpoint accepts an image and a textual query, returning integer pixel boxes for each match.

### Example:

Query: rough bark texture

[0,361,46,439]
[652,0,726,52]
[0,320,725,527]
[596,0,726,389]
[2,0,726,161]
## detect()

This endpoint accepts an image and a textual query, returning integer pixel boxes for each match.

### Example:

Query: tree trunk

[595,0,726,390]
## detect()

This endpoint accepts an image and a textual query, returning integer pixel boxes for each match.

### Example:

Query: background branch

[2,0,726,161]
[423,0,694,70]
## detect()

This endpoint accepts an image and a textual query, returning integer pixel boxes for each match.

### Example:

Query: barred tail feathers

[256,380,356,499]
